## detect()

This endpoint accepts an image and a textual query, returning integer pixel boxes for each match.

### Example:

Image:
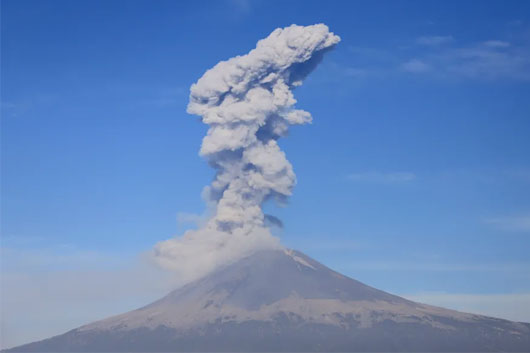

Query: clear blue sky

[1,0,530,347]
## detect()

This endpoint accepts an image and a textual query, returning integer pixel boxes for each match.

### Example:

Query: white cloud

[416,35,454,46]
[407,35,530,80]
[483,40,511,48]
[443,42,530,80]
[229,0,252,14]
[403,292,530,323]
[401,59,431,73]
[347,171,416,183]
[344,67,369,77]
[349,31,530,81]
[338,28,530,81]
[485,214,530,232]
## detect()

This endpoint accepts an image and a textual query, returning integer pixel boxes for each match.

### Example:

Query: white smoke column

[153,24,340,283]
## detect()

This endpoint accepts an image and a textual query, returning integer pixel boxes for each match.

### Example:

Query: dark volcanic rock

[6,249,530,352]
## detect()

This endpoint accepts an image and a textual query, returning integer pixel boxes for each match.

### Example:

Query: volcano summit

[7,249,530,352]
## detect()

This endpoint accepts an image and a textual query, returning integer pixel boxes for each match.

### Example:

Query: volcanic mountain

[7,249,530,352]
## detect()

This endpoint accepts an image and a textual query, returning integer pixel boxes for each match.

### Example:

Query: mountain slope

[6,249,530,352]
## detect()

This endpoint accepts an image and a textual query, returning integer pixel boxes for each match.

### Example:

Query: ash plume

[153,24,340,282]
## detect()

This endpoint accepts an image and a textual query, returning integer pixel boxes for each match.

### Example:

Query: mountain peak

[7,248,530,352]
[168,248,408,310]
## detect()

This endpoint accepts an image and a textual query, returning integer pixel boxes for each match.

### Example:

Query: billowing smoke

[153,24,340,283]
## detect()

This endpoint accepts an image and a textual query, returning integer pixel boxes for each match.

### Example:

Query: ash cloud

[152,24,340,283]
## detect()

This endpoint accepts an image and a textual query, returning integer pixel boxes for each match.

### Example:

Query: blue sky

[2,0,530,348]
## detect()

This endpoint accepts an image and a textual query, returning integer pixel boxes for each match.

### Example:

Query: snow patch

[284,249,316,270]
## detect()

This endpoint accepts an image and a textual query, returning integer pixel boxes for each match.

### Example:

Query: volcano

[6,249,530,352]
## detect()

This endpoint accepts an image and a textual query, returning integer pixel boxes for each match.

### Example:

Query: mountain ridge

[6,248,530,352]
